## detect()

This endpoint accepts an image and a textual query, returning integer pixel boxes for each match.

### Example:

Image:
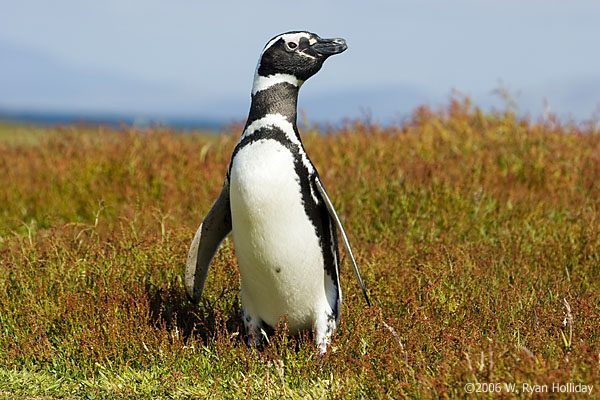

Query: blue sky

[1,1,599,124]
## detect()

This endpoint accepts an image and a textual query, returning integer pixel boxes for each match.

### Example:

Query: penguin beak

[311,37,348,57]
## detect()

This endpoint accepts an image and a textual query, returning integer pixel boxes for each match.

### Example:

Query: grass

[0,100,599,398]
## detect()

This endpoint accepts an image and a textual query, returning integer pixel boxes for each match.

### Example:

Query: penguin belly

[229,139,328,333]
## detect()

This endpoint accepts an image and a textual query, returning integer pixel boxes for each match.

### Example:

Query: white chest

[229,139,329,330]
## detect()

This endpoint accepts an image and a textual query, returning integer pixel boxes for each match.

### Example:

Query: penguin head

[256,31,348,82]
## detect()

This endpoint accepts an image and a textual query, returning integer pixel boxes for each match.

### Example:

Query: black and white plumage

[185,31,370,354]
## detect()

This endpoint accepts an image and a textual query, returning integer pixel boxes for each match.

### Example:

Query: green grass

[0,101,599,398]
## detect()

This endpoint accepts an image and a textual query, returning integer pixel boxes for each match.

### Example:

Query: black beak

[311,37,348,57]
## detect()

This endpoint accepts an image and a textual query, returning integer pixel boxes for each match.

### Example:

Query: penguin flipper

[185,179,232,303]
[314,177,371,306]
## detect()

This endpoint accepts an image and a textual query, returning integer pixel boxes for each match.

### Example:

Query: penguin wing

[314,177,371,306]
[185,179,232,303]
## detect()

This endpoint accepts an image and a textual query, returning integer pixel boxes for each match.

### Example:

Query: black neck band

[245,81,299,129]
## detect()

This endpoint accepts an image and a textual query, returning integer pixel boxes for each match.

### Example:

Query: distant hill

[1,41,598,126]
[0,42,199,115]
[0,109,225,130]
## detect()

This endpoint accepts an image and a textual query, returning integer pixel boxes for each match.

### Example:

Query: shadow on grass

[144,281,313,356]
[145,282,243,343]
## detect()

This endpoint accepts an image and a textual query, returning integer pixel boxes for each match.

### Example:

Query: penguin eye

[287,42,298,49]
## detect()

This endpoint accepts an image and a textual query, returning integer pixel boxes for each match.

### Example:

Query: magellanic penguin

[185,31,370,354]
